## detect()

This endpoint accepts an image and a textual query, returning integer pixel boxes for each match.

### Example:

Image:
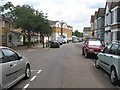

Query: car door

[1,48,24,84]
[105,44,119,72]
[0,49,11,89]
[98,44,112,71]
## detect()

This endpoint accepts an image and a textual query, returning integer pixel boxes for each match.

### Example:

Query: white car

[0,46,31,89]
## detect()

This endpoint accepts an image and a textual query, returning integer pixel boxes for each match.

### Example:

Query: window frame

[110,44,119,55]
[1,48,20,63]
[103,44,112,54]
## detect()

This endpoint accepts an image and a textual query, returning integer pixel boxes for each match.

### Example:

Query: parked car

[78,38,83,42]
[50,40,60,48]
[95,42,120,85]
[72,39,79,43]
[58,40,63,45]
[0,46,31,89]
[82,39,105,58]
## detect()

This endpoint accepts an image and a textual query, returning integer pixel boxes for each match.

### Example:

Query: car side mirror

[18,56,23,60]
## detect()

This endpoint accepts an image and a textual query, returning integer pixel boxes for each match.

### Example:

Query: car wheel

[95,59,100,69]
[110,68,119,85]
[82,48,85,55]
[85,50,89,58]
[24,65,31,79]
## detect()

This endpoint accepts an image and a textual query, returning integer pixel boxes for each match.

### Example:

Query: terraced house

[105,1,120,45]
[111,1,120,42]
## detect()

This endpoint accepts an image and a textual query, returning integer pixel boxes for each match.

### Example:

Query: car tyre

[85,50,89,58]
[24,65,31,79]
[82,48,85,55]
[95,59,100,69]
[110,68,119,85]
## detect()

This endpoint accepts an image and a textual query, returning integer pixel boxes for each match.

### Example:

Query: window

[115,46,120,55]
[88,41,102,46]
[103,44,112,53]
[112,9,117,24]
[2,21,5,27]
[110,44,119,55]
[1,49,19,62]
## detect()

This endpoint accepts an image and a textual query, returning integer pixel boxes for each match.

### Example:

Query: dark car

[82,39,105,58]
[50,40,60,48]
[58,40,63,45]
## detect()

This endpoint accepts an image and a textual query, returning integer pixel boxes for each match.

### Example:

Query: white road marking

[105,74,109,78]
[37,70,42,74]
[31,69,42,72]
[22,84,30,90]
[30,76,37,82]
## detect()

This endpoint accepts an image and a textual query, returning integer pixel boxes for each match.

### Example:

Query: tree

[3,2,53,48]
[73,30,83,37]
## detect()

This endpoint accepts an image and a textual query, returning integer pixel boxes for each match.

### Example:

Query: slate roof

[90,15,95,23]
[83,27,91,31]
[98,8,105,17]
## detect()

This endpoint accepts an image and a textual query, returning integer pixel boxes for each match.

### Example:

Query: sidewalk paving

[12,43,44,50]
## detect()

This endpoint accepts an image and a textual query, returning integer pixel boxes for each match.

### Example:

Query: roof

[83,27,91,31]
[90,15,95,23]
[10,31,22,34]
[98,8,105,17]
[67,25,73,28]
[48,20,60,25]
[94,11,98,20]
[105,1,120,11]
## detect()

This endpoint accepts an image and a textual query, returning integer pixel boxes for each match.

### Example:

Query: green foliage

[73,30,83,37]
[2,2,53,47]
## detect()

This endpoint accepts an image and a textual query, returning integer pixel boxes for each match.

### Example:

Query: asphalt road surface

[9,43,120,89]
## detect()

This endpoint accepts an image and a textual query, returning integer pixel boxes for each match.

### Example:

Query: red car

[82,39,105,58]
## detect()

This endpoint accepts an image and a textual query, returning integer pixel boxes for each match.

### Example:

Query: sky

[1,0,106,32]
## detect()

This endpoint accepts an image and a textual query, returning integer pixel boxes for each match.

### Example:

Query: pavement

[12,43,45,50]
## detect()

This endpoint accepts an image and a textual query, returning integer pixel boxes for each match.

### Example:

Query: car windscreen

[88,40,102,46]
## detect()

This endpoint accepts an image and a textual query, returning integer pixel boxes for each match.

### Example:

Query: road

[9,43,120,89]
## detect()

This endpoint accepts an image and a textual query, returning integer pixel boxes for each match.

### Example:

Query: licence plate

[95,52,99,54]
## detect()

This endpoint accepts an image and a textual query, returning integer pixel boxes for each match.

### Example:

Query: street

[9,43,120,89]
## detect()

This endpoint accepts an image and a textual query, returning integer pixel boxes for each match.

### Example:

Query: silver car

[0,46,31,89]
[95,42,120,85]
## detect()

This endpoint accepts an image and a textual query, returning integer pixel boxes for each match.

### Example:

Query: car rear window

[88,40,102,46]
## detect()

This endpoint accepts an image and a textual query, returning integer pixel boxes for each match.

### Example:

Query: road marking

[37,70,42,74]
[31,69,42,72]
[22,84,30,90]
[105,74,109,78]
[22,69,42,90]
[30,76,37,82]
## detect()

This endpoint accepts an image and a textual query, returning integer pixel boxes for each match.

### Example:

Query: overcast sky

[1,0,106,32]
